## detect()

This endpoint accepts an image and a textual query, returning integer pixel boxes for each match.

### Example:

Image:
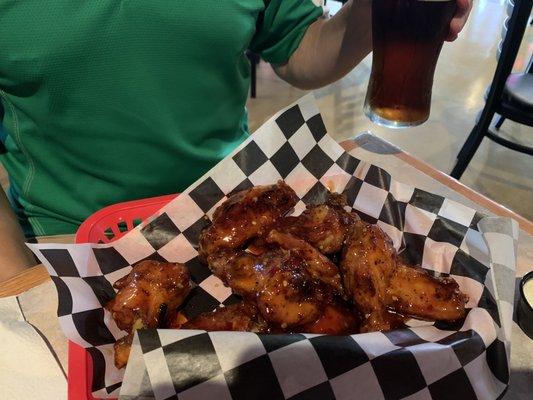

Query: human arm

[275,0,372,90]
[447,0,473,41]
[0,188,36,282]
[275,0,473,90]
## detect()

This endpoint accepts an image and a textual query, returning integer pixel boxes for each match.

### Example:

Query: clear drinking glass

[364,0,456,128]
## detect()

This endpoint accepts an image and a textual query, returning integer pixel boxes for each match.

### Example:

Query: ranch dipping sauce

[518,272,533,339]
[523,277,533,308]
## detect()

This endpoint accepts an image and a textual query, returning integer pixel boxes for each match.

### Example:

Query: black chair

[494,56,533,130]
[451,0,533,179]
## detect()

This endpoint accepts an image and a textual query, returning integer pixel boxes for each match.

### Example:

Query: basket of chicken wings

[29,96,517,400]
[111,182,468,366]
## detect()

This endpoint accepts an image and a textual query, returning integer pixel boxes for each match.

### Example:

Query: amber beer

[364,0,456,128]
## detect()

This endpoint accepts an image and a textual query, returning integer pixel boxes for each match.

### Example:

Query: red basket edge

[75,194,178,244]
[69,194,178,400]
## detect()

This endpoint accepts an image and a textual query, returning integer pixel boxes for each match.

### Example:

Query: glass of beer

[364,0,456,128]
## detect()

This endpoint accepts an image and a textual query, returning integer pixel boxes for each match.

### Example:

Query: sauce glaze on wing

[179,302,268,332]
[386,264,468,321]
[276,193,359,254]
[266,229,343,294]
[105,260,192,369]
[105,260,192,331]
[340,219,468,332]
[198,181,298,261]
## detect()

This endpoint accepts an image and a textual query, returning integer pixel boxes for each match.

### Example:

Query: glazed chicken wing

[207,250,267,297]
[340,220,405,332]
[266,229,342,293]
[106,260,192,369]
[386,264,468,321]
[256,252,326,328]
[198,181,298,261]
[113,333,133,370]
[209,230,343,297]
[177,302,268,332]
[207,247,333,330]
[174,299,358,335]
[341,220,467,332]
[360,309,406,333]
[106,260,192,331]
[298,301,359,335]
[277,193,359,254]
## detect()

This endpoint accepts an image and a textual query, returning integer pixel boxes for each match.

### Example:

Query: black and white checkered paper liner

[28,95,519,400]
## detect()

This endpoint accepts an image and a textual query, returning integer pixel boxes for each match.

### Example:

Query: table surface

[1,134,532,399]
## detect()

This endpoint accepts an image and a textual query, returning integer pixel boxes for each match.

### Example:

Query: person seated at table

[0,0,472,281]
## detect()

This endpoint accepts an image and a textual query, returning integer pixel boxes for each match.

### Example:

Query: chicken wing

[386,264,468,321]
[171,299,357,335]
[207,250,266,297]
[207,247,330,329]
[106,260,192,331]
[341,220,467,331]
[113,333,133,370]
[340,220,404,332]
[298,301,359,335]
[177,302,268,332]
[198,181,298,261]
[359,309,406,333]
[256,252,327,328]
[106,260,192,369]
[266,229,342,293]
[277,193,359,254]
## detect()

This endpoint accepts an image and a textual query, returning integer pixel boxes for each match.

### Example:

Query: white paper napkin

[0,296,67,400]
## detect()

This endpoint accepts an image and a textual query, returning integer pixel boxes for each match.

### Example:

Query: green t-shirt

[0,1,322,236]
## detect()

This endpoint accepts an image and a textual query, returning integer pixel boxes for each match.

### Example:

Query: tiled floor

[1,0,532,219]
[246,0,533,220]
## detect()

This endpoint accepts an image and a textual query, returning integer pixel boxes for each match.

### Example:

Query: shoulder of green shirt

[250,0,324,65]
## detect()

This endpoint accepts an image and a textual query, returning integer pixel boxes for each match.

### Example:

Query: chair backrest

[483,0,532,116]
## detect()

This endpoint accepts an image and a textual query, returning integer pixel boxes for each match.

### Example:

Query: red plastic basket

[70,194,178,400]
